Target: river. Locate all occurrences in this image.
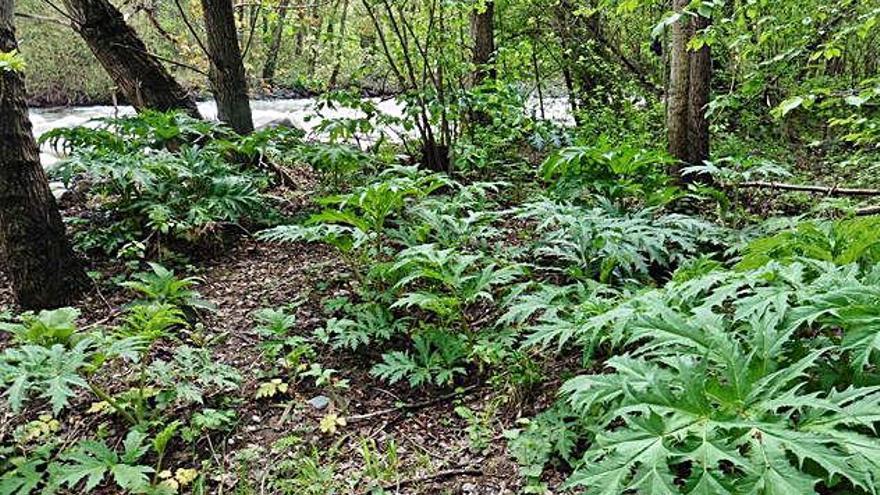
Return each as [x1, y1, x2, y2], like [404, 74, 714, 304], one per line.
[30, 96, 573, 174]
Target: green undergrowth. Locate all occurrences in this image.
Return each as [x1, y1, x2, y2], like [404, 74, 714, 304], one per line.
[8, 100, 880, 494]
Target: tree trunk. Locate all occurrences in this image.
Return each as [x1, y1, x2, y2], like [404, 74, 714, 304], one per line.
[328, 0, 351, 89]
[201, 0, 254, 134]
[61, 0, 200, 117]
[470, 0, 495, 85]
[687, 14, 711, 167]
[0, 0, 89, 309]
[667, 4, 712, 181]
[560, 51, 580, 124]
[261, 0, 291, 85]
[666, 0, 691, 171]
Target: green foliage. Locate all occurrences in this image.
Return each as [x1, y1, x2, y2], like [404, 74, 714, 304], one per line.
[453, 82, 546, 173]
[371, 328, 469, 388]
[45, 113, 277, 257]
[0, 50, 26, 73]
[147, 345, 241, 408]
[511, 260, 880, 493]
[390, 243, 523, 323]
[0, 340, 93, 415]
[393, 182, 504, 249]
[122, 263, 215, 313]
[540, 141, 679, 206]
[40, 111, 230, 154]
[259, 168, 449, 275]
[297, 142, 372, 189]
[506, 404, 583, 492]
[56, 430, 154, 493]
[0, 308, 80, 347]
[182, 408, 237, 442]
[317, 302, 404, 351]
[503, 280, 625, 352]
[517, 199, 718, 283]
[737, 217, 880, 270]
[0, 443, 55, 495]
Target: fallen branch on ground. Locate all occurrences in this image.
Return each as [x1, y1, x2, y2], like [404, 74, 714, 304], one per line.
[857, 205, 880, 216]
[345, 385, 478, 422]
[378, 467, 483, 492]
[258, 156, 297, 188]
[738, 181, 880, 196]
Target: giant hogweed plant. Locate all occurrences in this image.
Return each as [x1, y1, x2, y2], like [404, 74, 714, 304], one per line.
[515, 199, 720, 283]
[737, 216, 880, 270]
[51, 145, 272, 257]
[389, 243, 524, 328]
[391, 181, 506, 250]
[369, 237, 524, 387]
[0, 265, 236, 424]
[539, 140, 681, 206]
[40, 111, 232, 155]
[258, 167, 449, 282]
[0, 267, 236, 493]
[519, 260, 880, 493]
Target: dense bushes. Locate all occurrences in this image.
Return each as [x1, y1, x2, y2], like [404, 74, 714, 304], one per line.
[41, 112, 297, 258]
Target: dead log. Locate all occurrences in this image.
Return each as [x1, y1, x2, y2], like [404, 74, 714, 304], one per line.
[738, 181, 880, 197]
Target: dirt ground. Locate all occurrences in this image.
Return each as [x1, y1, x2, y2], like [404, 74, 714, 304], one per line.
[0, 232, 568, 493]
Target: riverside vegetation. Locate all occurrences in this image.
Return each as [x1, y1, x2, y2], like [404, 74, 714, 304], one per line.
[2, 0, 880, 494]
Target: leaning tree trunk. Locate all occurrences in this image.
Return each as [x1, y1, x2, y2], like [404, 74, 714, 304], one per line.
[201, 0, 254, 134]
[0, 0, 89, 309]
[687, 13, 711, 168]
[261, 0, 291, 85]
[61, 0, 200, 117]
[666, 0, 691, 176]
[470, 0, 496, 85]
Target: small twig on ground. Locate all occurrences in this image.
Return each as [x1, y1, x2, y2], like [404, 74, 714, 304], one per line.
[344, 385, 479, 422]
[81, 308, 123, 330]
[378, 467, 483, 492]
[403, 435, 452, 464]
[91, 281, 115, 312]
[258, 155, 298, 188]
[275, 401, 294, 428]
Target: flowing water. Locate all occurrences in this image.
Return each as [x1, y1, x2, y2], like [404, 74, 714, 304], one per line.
[30, 97, 572, 190]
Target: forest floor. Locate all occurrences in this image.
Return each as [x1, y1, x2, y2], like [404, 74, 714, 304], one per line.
[0, 184, 563, 494]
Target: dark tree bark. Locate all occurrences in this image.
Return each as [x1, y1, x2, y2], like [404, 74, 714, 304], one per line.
[666, 0, 691, 171]
[470, 0, 495, 85]
[0, 0, 89, 309]
[687, 14, 711, 167]
[261, 0, 291, 85]
[61, 0, 200, 117]
[667, 2, 712, 180]
[201, 0, 254, 134]
[328, 0, 351, 89]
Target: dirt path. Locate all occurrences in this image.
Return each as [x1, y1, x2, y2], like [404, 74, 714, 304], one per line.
[190, 239, 524, 494]
[0, 238, 528, 493]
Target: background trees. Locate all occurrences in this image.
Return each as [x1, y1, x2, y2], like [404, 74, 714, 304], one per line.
[59, 0, 201, 116]
[4, 0, 879, 303]
[200, 0, 254, 134]
[0, 0, 87, 309]
[666, 0, 711, 175]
